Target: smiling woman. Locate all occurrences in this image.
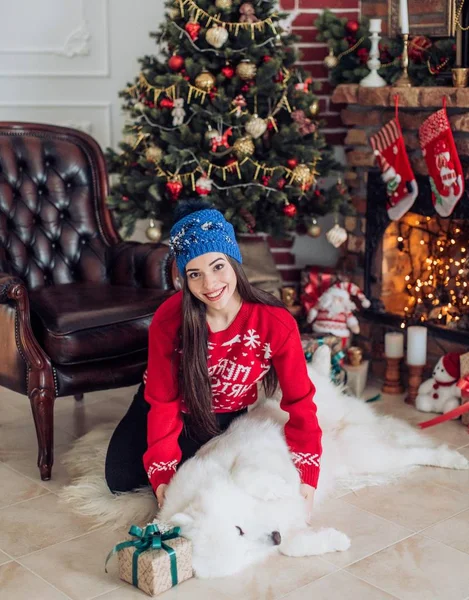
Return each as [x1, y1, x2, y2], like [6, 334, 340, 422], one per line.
[105, 199, 322, 522]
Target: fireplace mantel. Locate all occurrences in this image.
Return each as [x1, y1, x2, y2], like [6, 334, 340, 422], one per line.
[332, 84, 469, 109]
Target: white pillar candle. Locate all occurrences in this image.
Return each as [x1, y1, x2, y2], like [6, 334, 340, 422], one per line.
[385, 332, 404, 358]
[399, 0, 410, 34]
[369, 19, 382, 33]
[406, 326, 427, 366]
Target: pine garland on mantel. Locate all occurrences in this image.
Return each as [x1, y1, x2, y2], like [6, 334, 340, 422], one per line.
[315, 10, 456, 88]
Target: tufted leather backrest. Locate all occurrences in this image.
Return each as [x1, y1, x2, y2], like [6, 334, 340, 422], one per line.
[0, 122, 120, 290]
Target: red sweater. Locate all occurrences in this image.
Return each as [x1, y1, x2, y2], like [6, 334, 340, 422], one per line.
[143, 291, 322, 492]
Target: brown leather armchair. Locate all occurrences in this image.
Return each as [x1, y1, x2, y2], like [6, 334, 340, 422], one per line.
[0, 122, 175, 481]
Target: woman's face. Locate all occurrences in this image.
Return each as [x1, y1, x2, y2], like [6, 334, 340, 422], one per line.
[185, 253, 238, 310]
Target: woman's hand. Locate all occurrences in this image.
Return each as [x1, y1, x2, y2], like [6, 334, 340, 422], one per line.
[300, 483, 315, 524]
[156, 484, 168, 508]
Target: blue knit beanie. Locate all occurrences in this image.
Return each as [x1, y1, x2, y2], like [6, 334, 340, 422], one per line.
[169, 202, 242, 276]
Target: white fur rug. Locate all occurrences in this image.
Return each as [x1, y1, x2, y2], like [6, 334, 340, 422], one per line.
[59, 414, 414, 530]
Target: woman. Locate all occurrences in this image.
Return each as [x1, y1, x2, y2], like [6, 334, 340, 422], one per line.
[105, 201, 322, 520]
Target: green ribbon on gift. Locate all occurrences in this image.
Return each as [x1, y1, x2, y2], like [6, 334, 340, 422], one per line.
[105, 523, 180, 588]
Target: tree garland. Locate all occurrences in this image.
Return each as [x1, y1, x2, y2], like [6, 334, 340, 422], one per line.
[315, 10, 456, 87]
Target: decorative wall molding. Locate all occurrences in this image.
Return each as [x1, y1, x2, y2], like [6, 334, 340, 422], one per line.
[0, 101, 112, 147]
[0, 0, 109, 76]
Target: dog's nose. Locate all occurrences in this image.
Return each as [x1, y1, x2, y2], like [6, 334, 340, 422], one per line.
[271, 531, 281, 546]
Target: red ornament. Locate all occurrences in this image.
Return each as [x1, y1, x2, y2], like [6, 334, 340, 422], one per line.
[221, 65, 235, 78]
[408, 36, 432, 63]
[274, 71, 284, 83]
[357, 48, 369, 64]
[185, 21, 201, 41]
[345, 20, 359, 34]
[283, 203, 297, 217]
[168, 54, 184, 71]
[209, 87, 218, 100]
[263, 55, 272, 62]
[166, 180, 183, 201]
[286, 158, 298, 169]
[241, 84, 249, 92]
[277, 178, 286, 190]
[122, 195, 129, 202]
[261, 175, 271, 186]
[267, 119, 275, 130]
[159, 97, 174, 109]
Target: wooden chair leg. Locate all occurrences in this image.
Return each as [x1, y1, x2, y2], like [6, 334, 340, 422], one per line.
[74, 393, 84, 401]
[29, 387, 55, 481]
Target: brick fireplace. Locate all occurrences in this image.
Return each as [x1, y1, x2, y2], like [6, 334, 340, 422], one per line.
[332, 84, 469, 377]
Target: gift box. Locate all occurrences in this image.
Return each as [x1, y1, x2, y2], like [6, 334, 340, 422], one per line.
[106, 522, 193, 596]
[459, 352, 469, 426]
[301, 333, 347, 385]
[300, 266, 336, 314]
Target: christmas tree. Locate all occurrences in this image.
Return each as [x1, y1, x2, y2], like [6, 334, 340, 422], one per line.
[106, 0, 352, 240]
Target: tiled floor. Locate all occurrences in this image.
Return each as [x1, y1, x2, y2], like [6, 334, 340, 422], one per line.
[2, 383, 469, 600]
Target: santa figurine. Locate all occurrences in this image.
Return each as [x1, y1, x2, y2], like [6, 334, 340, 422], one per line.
[307, 281, 371, 339]
[415, 352, 462, 416]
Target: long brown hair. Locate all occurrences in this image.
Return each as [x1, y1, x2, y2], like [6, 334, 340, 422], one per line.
[179, 256, 285, 442]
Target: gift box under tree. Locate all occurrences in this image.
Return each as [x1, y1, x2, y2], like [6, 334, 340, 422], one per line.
[106, 522, 193, 596]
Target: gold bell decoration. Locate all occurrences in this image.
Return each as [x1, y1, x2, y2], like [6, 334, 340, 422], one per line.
[236, 60, 257, 81]
[291, 163, 314, 190]
[145, 219, 163, 242]
[232, 135, 255, 158]
[309, 100, 320, 117]
[324, 47, 339, 69]
[195, 70, 216, 92]
[245, 114, 267, 139]
[206, 24, 229, 49]
[215, 0, 232, 8]
[307, 218, 321, 238]
[145, 145, 163, 164]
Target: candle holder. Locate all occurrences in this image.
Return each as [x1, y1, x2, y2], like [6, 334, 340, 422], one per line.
[382, 357, 404, 394]
[359, 21, 387, 88]
[393, 33, 412, 88]
[406, 363, 424, 405]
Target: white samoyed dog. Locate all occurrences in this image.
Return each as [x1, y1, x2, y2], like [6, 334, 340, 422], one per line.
[159, 346, 469, 578]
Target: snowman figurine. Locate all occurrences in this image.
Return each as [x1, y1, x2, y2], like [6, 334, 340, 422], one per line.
[415, 352, 462, 416]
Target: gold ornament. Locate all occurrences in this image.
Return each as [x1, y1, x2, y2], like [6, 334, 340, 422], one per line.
[245, 114, 267, 139]
[307, 219, 321, 238]
[309, 100, 320, 117]
[215, 0, 232, 8]
[323, 47, 339, 69]
[236, 60, 257, 80]
[205, 24, 229, 49]
[145, 219, 162, 242]
[232, 135, 255, 158]
[195, 70, 216, 91]
[291, 164, 313, 189]
[326, 223, 348, 248]
[145, 145, 163, 163]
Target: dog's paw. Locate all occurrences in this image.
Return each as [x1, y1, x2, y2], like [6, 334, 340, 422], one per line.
[324, 528, 351, 552]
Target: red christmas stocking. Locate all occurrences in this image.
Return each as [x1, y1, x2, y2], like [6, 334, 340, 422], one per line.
[370, 96, 418, 220]
[419, 98, 464, 217]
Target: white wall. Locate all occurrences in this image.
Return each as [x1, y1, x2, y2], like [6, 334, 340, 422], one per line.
[0, 0, 165, 149]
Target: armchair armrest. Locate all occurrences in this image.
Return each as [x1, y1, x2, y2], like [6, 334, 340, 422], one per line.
[108, 242, 175, 290]
[0, 273, 54, 394]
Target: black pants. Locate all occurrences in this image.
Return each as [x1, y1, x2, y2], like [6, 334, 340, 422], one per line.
[105, 383, 246, 493]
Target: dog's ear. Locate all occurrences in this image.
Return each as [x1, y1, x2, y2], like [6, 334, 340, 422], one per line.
[169, 512, 194, 528]
[311, 345, 331, 376]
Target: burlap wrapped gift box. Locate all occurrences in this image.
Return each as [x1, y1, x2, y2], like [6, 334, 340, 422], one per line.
[107, 523, 192, 596]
